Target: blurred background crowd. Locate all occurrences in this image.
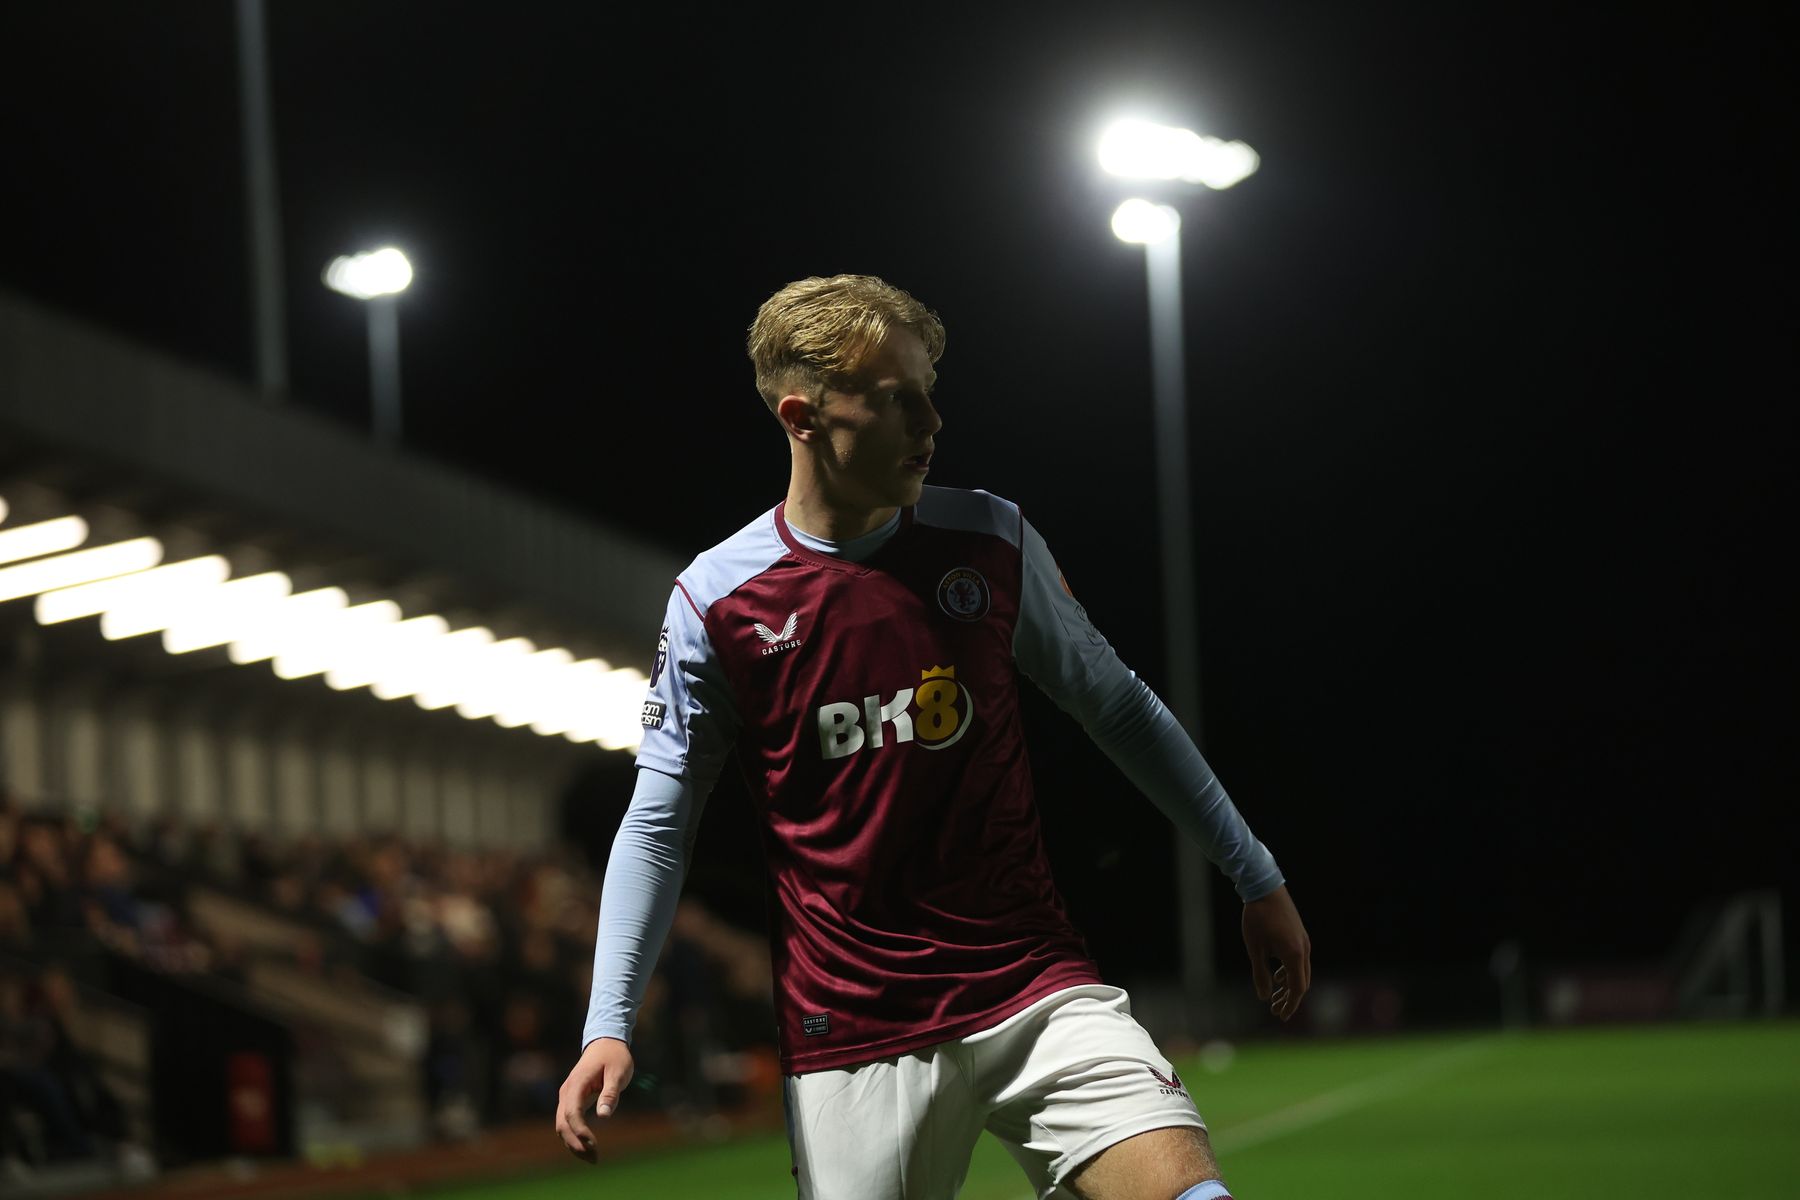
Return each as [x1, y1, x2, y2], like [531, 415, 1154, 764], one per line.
[1, 786, 777, 1177]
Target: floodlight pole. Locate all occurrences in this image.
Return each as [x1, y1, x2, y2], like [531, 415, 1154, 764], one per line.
[1138, 223, 1216, 1033]
[234, 0, 288, 398]
[367, 296, 402, 447]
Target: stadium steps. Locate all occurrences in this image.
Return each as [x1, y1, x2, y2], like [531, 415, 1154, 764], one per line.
[65, 1001, 155, 1149]
[186, 888, 317, 960]
[241, 959, 429, 1149]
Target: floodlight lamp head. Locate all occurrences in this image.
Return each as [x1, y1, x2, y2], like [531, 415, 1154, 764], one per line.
[323, 247, 414, 299]
[1098, 119, 1260, 189]
[1111, 199, 1181, 245]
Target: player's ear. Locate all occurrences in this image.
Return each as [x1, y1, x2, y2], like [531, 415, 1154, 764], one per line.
[777, 393, 819, 441]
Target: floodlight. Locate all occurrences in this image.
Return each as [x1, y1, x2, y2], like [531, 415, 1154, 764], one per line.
[2, 491, 648, 752]
[1098, 119, 1259, 189]
[580, 666, 652, 751]
[0, 538, 163, 603]
[1097, 107, 1263, 1018]
[410, 626, 497, 708]
[453, 637, 537, 720]
[544, 658, 616, 741]
[272, 599, 402, 680]
[326, 613, 450, 693]
[37, 555, 229, 624]
[229, 587, 349, 665]
[529, 657, 610, 738]
[493, 648, 577, 728]
[0, 516, 89, 566]
[1187, 138, 1259, 189]
[159, 572, 294, 651]
[1111, 199, 1181, 245]
[322, 247, 413, 299]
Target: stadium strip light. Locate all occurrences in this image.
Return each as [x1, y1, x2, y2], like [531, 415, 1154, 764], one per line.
[558, 660, 622, 743]
[325, 613, 449, 693]
[0, 538, 163, 604]
[493, 647, 576, 729]
[451, 637, 537, 720]
[5, 505, 648, 749]
[0, 516, 90, 566]
[536, 660, 623, 739]
[529, 657, 615, 738]
[560, 665, 650, 749]
[158, 572, 294, 651]
[229, 587, 350, 665]
[37, 556, 230, 625]
[105, 568, 256, 641]
[273, 599, 402, 681]
[363, 620, 473, 702]
[0, 495, 9, 523]
[595, 668, 651, 750]
[407, 626, 497, 707]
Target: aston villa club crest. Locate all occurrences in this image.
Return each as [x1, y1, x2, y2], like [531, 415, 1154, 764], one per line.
[936, 567, 990, 622]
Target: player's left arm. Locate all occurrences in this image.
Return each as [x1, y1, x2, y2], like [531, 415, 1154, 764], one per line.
[1012, 515, 1311, 1020]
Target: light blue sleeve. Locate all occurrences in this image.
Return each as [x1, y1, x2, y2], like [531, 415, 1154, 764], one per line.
[582, 766, 706, 1048]
[1012, 517, 1285, 902]
[635, 584, 739, 783]
[582, 585, 737, 1049]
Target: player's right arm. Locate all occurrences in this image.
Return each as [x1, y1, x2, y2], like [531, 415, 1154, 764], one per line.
[556, 583, 738, 1162]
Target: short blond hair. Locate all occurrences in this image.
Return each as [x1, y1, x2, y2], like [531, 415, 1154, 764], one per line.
[747, 274, 946, 411]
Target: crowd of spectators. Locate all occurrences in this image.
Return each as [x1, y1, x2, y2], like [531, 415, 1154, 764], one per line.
[1, 960, 128, 1173]
[2, 792, 141, 1175]
[0, 786, 777, 1161]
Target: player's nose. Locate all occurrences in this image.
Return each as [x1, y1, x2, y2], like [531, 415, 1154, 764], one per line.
[912, 394, 943, 437]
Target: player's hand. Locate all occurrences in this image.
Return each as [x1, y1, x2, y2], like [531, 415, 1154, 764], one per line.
[555, 1036, 635, 1164]
[1242, 884, 1311, 1022]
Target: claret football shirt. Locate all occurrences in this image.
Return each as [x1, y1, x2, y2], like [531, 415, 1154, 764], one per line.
[586, 486, 1283, 1074]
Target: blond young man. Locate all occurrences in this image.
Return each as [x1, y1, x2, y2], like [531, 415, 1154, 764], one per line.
[557, 275, 1311, 1199]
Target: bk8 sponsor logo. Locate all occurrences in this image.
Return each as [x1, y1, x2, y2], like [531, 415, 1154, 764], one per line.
[816, 665, 974, 759]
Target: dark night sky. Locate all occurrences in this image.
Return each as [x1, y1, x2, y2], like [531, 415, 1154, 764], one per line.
[1, 3, 1792, 992]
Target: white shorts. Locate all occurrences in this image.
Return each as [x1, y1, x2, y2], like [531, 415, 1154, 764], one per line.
[783, 985, 1206, 1200]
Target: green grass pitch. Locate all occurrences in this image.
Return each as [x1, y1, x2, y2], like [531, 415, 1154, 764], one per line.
[405, 1021, 1800, 1198]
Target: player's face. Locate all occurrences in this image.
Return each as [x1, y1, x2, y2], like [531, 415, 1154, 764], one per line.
[815, 328, 941, 512]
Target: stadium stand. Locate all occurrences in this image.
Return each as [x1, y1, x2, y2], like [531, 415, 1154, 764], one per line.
[0, 786, 779, 1191]
[0, 288, 785, 1192]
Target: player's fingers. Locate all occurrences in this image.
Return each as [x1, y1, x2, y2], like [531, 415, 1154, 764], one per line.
[1248, 948, 1273, 1002]
[555, 1105, 597, 1162]
[595, 1083, 622, 1119]
[1277, 960, 1308, 1021]
[565, 1122, 601, 1158]
[1274, 964, 1303, 1020]
[1279, 939, 1311, 1016]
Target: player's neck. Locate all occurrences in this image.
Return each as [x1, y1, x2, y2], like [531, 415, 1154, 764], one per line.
[784, 478, 897, 543]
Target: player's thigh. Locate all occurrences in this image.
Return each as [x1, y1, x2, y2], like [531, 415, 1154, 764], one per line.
[784, 1047, 982, 1200]
[1062, 1125, 1221, 1200]
[975, 986, 1210, 1198]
